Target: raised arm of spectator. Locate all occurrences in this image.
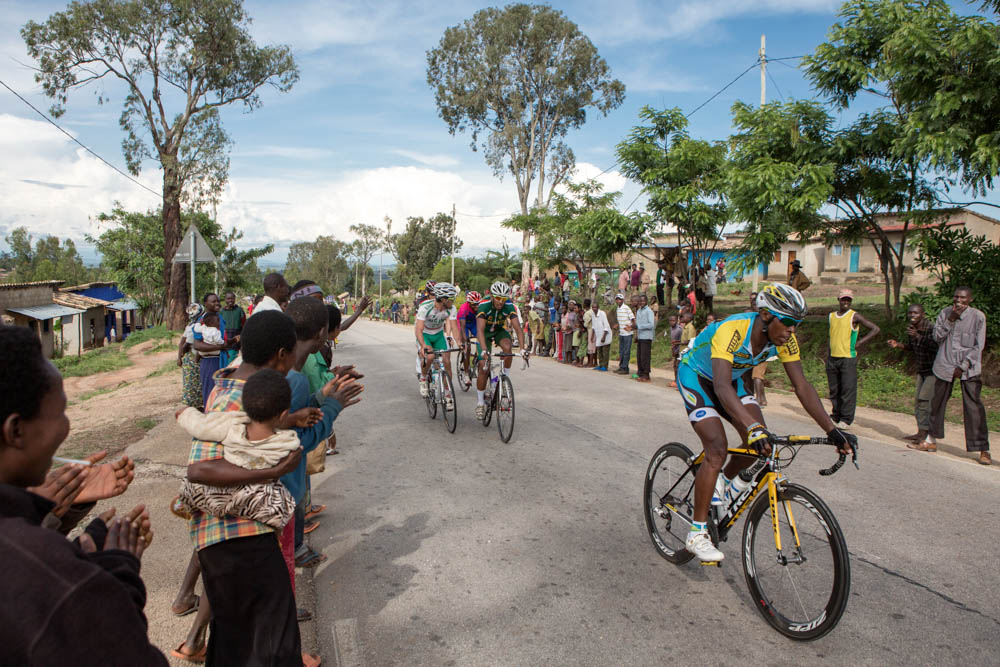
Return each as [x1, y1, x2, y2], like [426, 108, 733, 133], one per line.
[340, 295, 372, 332]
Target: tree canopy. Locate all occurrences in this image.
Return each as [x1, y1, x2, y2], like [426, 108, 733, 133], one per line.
[389, 213, 461, 292]
[23, 0, 298, 328]
[2, 228, 101, 285]
[426, 3, 625, 284]
[284, 236, 352, 297]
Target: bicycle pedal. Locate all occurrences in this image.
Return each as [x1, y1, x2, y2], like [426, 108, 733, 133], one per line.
[700, 561, 722, 568]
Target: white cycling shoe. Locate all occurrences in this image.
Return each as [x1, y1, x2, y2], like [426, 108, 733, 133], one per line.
[475, 404, 486, 419]
[686, 532, 725, 562]
[419, 379, 429, 398]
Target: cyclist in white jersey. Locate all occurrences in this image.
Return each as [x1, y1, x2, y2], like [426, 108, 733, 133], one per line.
[415, 283, 460, 399]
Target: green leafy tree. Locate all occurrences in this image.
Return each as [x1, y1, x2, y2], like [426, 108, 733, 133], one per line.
[504, 180, 652, 298]
[616, 105, 732, 268]
[426, 3, 625, 285]
[89, 206, 270, 322]
[348, 224, 383, 295]
[284, 236, 352, 296]
[2, 227, 97, 284]
[389, 213, 462, 292]
[912, 225, 1000, 344]
[23, 0, 298, 328]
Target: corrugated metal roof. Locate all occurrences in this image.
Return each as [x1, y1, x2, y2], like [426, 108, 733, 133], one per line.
[6, 304, 84, 319]
[106, 299, 139, 311]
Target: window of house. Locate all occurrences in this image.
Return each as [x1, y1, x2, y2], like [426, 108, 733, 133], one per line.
[832, 244, 842, 256]
[893, 241, 903, 255]
[42, 319, 49, 333]
[773, 250, 782, 263]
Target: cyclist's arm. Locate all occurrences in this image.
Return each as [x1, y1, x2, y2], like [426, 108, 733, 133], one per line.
[476, 313, 488, 352]
[510, 314, 525, 348]
[414, 318, 427, 352]
[711, 358, 758, 434]
[783, 360, 838, 433]
[447, 317, 461, 346]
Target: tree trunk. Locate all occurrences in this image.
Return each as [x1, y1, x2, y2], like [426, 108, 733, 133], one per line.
[521, 229, 531, 289]
[161, 153, 188, 329]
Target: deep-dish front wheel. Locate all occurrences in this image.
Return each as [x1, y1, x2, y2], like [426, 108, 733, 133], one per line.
[496, 375, 515, 442]
[742, 483, 850, 641]
[457, 350, 471, 392]
[643, 443, 697, 565]
[441, 372, 457, 433]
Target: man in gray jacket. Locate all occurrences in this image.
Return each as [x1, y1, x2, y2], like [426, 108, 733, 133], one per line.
[915, 286, 991, 465]
[635, 294, 655, 382]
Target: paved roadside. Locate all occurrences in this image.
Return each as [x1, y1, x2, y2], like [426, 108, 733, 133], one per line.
[363, 318, 998, 469]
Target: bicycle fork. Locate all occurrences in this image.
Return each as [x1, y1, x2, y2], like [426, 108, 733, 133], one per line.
[766, 473, 806, 566]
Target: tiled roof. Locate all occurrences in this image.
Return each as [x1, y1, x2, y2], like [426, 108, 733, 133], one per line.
[53, 293, 109, 309]
[0, 280, 64, 291]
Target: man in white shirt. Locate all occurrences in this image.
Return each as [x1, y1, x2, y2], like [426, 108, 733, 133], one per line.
[589, 301, 611, 371]
[250, 273, 290, 316]
[703, 264, 718, 313]
[612, 293, 635, 375]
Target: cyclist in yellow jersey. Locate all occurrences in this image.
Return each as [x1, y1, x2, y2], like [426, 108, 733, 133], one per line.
[676, 284, 856, 562]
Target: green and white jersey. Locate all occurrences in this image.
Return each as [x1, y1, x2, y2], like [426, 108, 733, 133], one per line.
[416, 299, 457, 333]
[476, 299, 517, 333]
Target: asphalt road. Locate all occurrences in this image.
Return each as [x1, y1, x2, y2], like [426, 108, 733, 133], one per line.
[308, 320, 999, 667]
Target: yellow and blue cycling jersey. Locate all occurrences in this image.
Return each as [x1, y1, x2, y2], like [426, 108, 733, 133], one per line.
[677, 312, 800, 423]
[681, 311, 800, 381]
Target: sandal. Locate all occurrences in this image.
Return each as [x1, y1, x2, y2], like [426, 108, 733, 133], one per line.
[171, 641, 206, 663]
[171, 594, 200, 617]
[302, 653, 322, 667]
[305, 504, 326, 520]
[907, 441, 937, 452]
[303, 518, 320, 535]
[295, 548, 327, 568]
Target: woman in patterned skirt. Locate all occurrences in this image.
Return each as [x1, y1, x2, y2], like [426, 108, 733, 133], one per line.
[177, 303, 203, 409]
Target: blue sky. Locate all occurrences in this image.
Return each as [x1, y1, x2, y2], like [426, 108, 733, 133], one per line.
[0, 0, 991, 268]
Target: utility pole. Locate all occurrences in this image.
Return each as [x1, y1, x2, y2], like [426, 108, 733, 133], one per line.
[753, 33, 766, 293]
[451, 203, 456, 285]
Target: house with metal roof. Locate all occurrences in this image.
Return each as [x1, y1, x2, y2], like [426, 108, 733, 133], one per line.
[60, 282, 141, 341]
[0, 281, 85, 358]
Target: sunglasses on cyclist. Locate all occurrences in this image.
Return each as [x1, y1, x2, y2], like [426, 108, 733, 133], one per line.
[773, 315, 802, 327]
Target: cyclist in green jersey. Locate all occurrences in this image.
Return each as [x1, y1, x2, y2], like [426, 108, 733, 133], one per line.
[474, 281, 528, 419]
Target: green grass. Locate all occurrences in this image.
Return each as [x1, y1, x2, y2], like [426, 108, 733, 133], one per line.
[54, 346, 133, 378]
[122, 324, 177, 349]
[143, 339, 176, 355]
[136, 417, 158, 431]
[147, 359, 179, 378]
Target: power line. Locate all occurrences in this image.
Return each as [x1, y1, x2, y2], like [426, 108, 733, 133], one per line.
[0, 76, 161, 199]
[685, 60, 760, 118]
[766, 68, 785, 102]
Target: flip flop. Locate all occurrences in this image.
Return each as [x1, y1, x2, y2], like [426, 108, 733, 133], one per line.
[302, 653, 322, 667]
[295, 548, 327, 568]
[171, 594, 200, 617]
[305, 504, 326, 520]
[303, 519, 320, 535]
[171, 641, 206, 663]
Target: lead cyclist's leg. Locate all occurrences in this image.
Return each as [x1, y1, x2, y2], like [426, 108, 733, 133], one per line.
[688, 415, 729, 561]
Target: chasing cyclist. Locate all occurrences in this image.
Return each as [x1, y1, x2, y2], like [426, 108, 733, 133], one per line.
[415, 283, 461, 404]
[676, 284, 856, 562]
[474, 281, 529, 419]
[456, 290, 482, 389]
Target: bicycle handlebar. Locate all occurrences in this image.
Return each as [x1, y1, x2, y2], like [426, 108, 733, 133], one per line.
[769, 435, 859, 476]
[486, 351, 530, 369]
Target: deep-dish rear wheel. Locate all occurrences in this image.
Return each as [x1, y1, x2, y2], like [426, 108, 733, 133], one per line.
[441, 372, 457, 433]
[457, 350, 471, 392]
[643, 443, 697, 564]
[496, 375, 515, 442]
[742, 483, 850, 640]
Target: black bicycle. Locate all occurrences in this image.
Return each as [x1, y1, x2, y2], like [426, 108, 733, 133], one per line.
[643, 436, 858, 640]
[480, 352, 528, 443]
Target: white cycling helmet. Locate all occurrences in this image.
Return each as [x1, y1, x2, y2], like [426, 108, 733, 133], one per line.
[756, 283, 808, 321]
[490, 281, 512, 298]
[433, 282, 458, 299]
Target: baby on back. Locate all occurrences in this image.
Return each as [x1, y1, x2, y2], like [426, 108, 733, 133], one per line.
[176, 368, 298, 527]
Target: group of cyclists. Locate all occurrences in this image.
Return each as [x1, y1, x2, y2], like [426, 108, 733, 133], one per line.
[410, 278, 856, 563]
[413, 280, 529, 420]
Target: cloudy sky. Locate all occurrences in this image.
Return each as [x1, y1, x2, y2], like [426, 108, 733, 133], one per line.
[0, 0, 990, 267]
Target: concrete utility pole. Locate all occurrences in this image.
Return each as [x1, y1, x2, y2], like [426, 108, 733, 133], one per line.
[451, 203, 456, 285]
[189, 227, 196, 305]
[754, 33, 765, 293]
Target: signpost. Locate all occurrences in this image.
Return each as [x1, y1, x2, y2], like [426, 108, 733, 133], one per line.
[171, 226, 217, 306]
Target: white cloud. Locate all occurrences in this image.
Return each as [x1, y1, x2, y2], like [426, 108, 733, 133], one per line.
[235, 145, 335, 160]
[391, 149, 460, 168]
[0, 114, 160, 249]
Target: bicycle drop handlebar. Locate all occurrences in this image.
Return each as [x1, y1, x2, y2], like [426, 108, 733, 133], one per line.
[769, 435, 860, 476]
[487, 351, 530, 369]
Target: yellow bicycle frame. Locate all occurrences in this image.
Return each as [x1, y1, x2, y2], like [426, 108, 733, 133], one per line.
[691, 447, 803, 553]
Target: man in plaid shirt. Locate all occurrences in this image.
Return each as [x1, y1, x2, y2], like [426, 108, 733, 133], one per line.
[888, 303, 938, 444]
